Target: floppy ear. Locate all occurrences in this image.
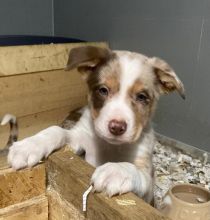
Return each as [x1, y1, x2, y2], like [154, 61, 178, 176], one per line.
[149, 57, 185, 99]
[65, 46, 111, 79]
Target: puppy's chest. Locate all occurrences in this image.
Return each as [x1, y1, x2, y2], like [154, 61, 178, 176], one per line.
[90, 139, 139, 166]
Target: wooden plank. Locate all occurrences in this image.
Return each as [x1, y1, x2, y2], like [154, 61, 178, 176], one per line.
[47, 150, 170, 220]
[48, 188, 84, 220]
[0, 105, 87, 149]
[0, 69, 87, 118]
[0, 164, 45, 208]
[0, 42, 108, 76]
[0, 195, 48, 220]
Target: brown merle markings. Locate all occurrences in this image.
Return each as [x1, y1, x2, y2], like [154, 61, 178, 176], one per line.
[65, 46, 112, 76]
[6, 121, 18, 148]
[89, 75, 121, 119]
[65, 46, 117, 120]
[88, 55, 121, 119]
[65, 46, 121, 119]
[2, 118, 18, 149]
[150, 57, 185, 99]
[65, 46, 116, 120]
[61, 108, 83, 129]
[134, 153, 153, 174]
[128, 79, 156, 141]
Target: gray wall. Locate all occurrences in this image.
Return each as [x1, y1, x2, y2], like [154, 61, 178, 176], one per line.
[0, 0, 54, 35]
[54, 0, 210, 152]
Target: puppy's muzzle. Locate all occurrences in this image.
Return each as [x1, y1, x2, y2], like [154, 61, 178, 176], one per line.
[108, 120, 127, 136]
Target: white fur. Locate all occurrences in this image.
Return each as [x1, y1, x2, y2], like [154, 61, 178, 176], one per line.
[163, 195, 172, 206]
[119, 54, 143, 93]
[1, 114, 16, 125]
[94, 96, 135, 144]
[91, 162, 141, 197]
[8, 126, 67, 169]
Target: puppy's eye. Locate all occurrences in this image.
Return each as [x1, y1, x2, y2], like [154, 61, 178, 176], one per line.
[136, 93, 149, 104]
[98, 86, 109, 97]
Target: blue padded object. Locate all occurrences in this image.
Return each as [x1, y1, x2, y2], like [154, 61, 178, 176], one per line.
[0, 35, 85, 46]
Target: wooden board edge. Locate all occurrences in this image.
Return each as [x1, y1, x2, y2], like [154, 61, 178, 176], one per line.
[47, 188, 84, 220]
[0, 42, 109, 76]
[0, 194, 48, 220]
[0, 164, 46, 208]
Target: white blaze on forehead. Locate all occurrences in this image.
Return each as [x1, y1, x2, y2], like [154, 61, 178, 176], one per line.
[118, 54, 143, 95]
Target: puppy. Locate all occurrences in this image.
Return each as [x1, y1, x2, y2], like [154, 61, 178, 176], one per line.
[7, 46, 185, 203]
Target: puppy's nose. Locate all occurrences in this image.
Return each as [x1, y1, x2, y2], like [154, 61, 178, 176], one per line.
[108, 119, 127, 136]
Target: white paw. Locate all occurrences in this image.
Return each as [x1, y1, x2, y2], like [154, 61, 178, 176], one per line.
[91, 162, 141, 197]
[7, 126, 67, 170]
[8, 138, 46, 170]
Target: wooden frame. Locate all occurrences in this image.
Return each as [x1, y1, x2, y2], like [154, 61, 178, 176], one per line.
[47, 149, 170, 220]
[0, 149, 170, 220]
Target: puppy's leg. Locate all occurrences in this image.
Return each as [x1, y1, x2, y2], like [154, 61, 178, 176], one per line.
[134, 156, 154, 203]
[8, 126, 78, 170]
[8, 107, 93, 170]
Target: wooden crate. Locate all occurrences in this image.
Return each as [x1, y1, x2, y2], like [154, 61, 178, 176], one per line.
[0, 42, 170, 219]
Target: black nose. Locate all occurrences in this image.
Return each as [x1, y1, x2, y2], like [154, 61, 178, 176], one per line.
[108, 119, 127, 136]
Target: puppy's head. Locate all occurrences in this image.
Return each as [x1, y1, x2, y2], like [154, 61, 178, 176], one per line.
[66, 46, 185, 144]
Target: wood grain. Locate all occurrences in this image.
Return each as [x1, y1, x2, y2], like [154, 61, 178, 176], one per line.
[48, 188, 85, 220]
[0, 195, 48, 220]
[47, 150, 170, 220]
[0, 69, 87, 118]
[0, 42, 108, 76]
[0, 164, 45, 208]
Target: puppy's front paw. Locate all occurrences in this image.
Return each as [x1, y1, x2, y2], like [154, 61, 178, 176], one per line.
[91, 162, 140, 197]
[8, 138, 46, 170]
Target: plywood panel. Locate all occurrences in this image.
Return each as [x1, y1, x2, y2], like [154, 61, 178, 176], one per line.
[0, 164, 45, 208]
[0, 69, 87, 118]
[0, 42, 108, 76]
[0, 195, 48, 220]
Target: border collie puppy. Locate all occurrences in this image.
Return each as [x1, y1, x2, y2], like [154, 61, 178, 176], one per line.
[7, 46, 185, 203]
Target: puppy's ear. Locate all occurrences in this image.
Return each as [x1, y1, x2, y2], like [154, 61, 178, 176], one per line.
[149, 57, 185, 99]
[65, 46, 111, 79]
